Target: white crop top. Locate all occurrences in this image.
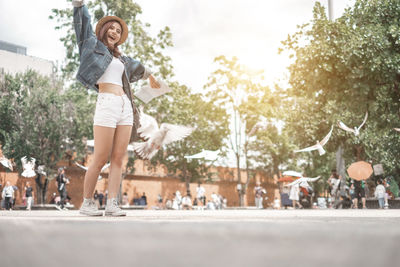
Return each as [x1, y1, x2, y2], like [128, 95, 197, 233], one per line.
[97, 57, 124, 87]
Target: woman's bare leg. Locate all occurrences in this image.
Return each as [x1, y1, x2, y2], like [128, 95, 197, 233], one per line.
[83, 126, 115, 199]
[107, 125, 132, 199]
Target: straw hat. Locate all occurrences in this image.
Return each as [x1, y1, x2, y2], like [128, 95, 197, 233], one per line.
[95, 16, 128, 45]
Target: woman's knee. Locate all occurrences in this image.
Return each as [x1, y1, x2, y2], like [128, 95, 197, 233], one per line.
[90, 158, 109, 171]
[111, 152, 125, 167]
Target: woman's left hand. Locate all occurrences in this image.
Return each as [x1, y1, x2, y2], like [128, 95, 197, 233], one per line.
[149, 75, 161, 89]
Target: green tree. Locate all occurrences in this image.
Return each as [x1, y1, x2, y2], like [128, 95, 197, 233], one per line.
[0, 70, 92, 204]
[204, 56, 273, 206]
[144, 83, 229, 195]
[280, 0, 400, 185]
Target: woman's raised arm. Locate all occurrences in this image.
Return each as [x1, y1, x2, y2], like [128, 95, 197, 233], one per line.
[72, 0, 95, 53]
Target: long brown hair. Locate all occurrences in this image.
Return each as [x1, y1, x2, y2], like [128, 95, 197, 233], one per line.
[97, 20, 122, 57]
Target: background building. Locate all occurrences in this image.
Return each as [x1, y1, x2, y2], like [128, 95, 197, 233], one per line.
[0, 40, 54, 76]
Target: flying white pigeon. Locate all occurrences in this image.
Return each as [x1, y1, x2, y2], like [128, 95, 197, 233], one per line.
[185, 150, 220, 161]
[0, 156, 13, 171]
[21, 156, 36, 178]
[286, 176, 321, 188]
[37, 165, 47, 176]
[294, 126, 333, 156]
[282, 170, 303, 178]
[394, 128, 400, 132]
[337, 112, 368, 136]
[132, 112, 194, 160]
[75, 162, 110, 180]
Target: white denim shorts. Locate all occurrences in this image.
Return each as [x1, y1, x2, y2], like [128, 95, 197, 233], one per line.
[93, 93, 133, 128]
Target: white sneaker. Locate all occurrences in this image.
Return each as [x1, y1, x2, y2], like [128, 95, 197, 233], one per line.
[79, 198, 103, 216]
[105, 198, 126, 216]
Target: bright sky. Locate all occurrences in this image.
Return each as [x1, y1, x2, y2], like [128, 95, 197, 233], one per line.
[0, 0, 354, 91]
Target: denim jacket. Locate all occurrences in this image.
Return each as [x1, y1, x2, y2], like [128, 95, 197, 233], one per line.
[73, 3, 149, 141]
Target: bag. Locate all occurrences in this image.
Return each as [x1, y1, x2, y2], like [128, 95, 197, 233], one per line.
[130, 103, 142, 142]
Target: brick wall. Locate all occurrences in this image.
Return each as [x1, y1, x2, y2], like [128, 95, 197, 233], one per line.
[1, 164, 276, 208]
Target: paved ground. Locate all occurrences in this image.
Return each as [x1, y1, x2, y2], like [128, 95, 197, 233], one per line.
[1, 210, 399, 267]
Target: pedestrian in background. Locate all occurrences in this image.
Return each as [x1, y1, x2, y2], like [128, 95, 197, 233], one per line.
[98, 190, 104, 208]
[353, 180, 367, 209]
[2, 181, 14, 210]
[24, 182, 34, 211]
[374, 180, 386, 209]
[122, 192, 129, 207]
[140, 192, 147, 206]
[56, 167, 69, 210]
[254, 182, 265, 209]
[93, 189, 99, 206]
[196, 183, 206, 209]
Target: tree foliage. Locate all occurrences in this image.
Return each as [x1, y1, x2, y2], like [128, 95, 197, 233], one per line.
[280, 0, 400, 181]
[0, 70, 94, 203]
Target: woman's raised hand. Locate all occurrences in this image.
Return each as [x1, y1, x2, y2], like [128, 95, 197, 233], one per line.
[72, 0, 84, 7]
[149, 75, 161, 89]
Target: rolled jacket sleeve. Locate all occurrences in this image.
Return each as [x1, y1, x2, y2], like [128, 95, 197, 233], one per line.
[73, 3, 95, 53]
[123, 56, 152, 82]
[142, 67, 152, 80]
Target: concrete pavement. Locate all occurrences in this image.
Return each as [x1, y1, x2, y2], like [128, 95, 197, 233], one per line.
[1, 209, 399, 267]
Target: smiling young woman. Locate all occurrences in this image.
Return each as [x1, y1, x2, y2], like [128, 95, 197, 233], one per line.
[71, 0, 160, 216]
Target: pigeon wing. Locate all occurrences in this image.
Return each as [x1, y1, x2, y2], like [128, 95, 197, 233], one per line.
[185, 150, 206, 159]
[357, 111, 368, 130]
[294, 144, 320, 153]
[338, 121, 355, 134]
[138, 113, 159, 140]
[160, 124, 194, 145]
[286, 179, 302, 187]
[21, 156, 28, 167]
[303, 176, 321, 182]
[75, 162, 88, 171]
[320, 126, 333, 146]
[394, 128, 400, 132]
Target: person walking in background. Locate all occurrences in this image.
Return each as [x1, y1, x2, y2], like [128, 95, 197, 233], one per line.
[196, 183, 206, 209]
[56, 168, 69, 210]
[2, 181, 14, 210]
[374, 180, 386, 209]
[140, 192, 147, 206]
[281, 185, 292, 209]
[254, 182, 265, 209]
[383, 178, 390, 209]
[122, 192, 129, 207]
[353, 180, 367, 209]
[327, 170, 341, 208]
[289, 183, 302, 209]
[172, 193, 179, 210]
[24, 182, 34, 211]
[93, 190, 99, 206]
[175, 190, 182, 209]
[98, 190, 104, 208]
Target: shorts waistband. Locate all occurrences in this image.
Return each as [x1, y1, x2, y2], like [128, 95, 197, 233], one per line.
[98, 92, 128, 98]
